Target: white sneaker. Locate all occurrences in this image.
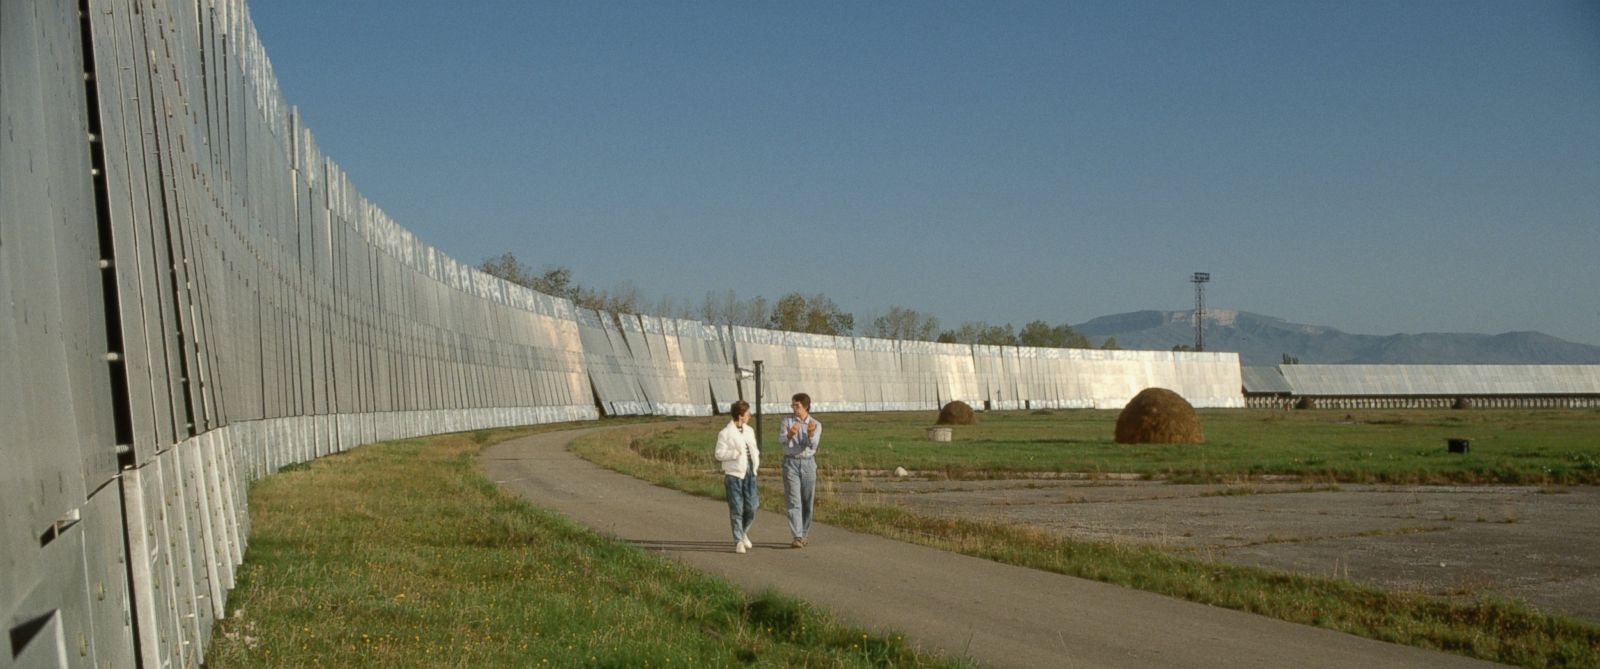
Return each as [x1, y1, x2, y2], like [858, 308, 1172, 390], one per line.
[735, 541, 747, 554]
[741, 536, 753, 549]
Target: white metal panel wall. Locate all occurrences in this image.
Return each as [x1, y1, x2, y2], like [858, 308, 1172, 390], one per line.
[88, 0, 181, 451]
[672, 318, 732, 413]
[2, 1, 134, 665]
[998, 346, 1025, 410]
[80, 486, 136, 669]
[640, 315, 700, 415]
[1280, 364, 1600, 398]
[7, 1, 610, 667]
[852, 337, 893, 410]
[577, 309, 650, 415]
[729, 326, 783, 414]
[895, 341, 939, 411]
[930, 341, 982, 406]
[1182, 352, 1247, 408]
[790, 332, 845, 412]
[732, 328, 859, 414]
[576, 309, 624, 414]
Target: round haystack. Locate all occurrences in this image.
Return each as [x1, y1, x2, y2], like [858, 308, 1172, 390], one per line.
[1114, 388, 1204, 444]
[937, 400, 976, 425]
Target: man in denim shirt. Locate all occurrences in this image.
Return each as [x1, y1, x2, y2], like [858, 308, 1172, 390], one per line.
[779, 392, 822, 547]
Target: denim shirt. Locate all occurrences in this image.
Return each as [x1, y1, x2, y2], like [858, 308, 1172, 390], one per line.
[779, 415, 821, 458]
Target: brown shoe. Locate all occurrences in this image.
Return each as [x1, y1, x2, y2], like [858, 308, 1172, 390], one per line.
[791, 537, 805, 548]
[799, 536, 808, 547]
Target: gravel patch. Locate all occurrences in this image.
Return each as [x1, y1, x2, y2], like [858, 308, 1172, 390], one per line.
[834, 476, 1600, 622]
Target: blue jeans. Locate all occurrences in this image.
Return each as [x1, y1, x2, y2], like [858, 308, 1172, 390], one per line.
[724, 471, 758, 542]
[782, 457, 816, 538]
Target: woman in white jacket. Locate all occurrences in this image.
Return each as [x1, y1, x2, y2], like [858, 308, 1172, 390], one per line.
[714, 400, 760, 553]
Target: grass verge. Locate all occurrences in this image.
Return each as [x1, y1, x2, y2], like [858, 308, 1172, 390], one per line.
[572, 422, 1600, 668]
[205, 421, 967, 668]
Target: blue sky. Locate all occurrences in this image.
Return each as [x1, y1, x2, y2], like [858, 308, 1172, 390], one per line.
[248, 1, 1600, 345]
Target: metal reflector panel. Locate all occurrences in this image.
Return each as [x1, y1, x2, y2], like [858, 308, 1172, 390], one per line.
[122, 462, 178, 668]
[2, 0, 95, 568]
[0, 0, 45, 629]
[640, 315, 699, 415]
[81, 486, 137, 668]
[161, 444, 207, 663]
[670, 318, 725, 414]
[10, 515, 89, 669]
[577, 309, 648, 415]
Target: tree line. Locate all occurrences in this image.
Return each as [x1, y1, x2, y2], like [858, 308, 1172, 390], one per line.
[479, 253, 1117, 349]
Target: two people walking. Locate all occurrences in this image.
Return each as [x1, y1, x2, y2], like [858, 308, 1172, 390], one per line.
[713, 393, 822, 553]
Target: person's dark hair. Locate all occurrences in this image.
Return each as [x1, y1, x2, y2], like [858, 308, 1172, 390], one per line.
[791, 393, 811, 411]
[730, 400, 750, 418]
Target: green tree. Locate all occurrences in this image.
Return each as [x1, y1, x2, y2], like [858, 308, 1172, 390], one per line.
[700, 290, 770, 328]
[977, 324, 1018, 345]
[479, 254, 582, 302]
[577, 282, 642, 315]
[1281, 353, 1300, 365]
[1100, 337, 1121, 350]
[479, 252, 535, 288]
[1017, 320, 1091, 348]
[871, 306, 940, 341]
[937, 321, 1018, 346]
[648, 294, 700, 321]
[768, 292, 854, 335]
[530, 265, 576, 300]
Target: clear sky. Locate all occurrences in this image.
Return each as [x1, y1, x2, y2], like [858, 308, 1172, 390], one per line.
[247, 1, 1600, 345]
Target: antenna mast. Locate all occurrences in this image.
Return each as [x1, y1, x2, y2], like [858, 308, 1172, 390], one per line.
[1191, 272, 1210, 351]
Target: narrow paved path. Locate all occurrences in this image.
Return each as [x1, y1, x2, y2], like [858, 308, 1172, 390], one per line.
[480, 425, 1500, 669]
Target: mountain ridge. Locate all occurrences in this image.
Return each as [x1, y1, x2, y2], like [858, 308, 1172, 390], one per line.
[1072, 309, 1600, 366]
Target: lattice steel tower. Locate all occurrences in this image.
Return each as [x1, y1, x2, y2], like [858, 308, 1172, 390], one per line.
[1191, 272, 1210, 351]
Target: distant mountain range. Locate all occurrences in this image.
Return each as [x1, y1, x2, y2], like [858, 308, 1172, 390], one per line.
[1072, 310, 1600, 366]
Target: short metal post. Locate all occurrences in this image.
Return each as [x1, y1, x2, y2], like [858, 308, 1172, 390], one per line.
[754, 360, 764, 449]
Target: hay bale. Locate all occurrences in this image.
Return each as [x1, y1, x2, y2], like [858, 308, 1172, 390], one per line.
[1115, 388, 1204, 444]
[937, 400, 976, 425]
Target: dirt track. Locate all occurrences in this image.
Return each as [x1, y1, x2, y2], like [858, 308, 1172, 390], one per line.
[832, 476, 1600, 623]
[482, 425, 1499, 668]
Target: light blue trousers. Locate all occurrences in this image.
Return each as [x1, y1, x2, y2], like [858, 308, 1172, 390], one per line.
[782, 456, 816, 538]
[724, 471, 758, 542]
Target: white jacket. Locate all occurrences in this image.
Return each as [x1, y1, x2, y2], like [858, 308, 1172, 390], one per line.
[713, 420, 759, 478]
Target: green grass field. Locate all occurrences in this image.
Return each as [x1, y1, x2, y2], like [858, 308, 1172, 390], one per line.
[572, 408, 1600, 667]
[204, 423, 966, 668]
[633, 408, 1600, 484]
